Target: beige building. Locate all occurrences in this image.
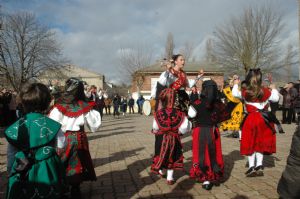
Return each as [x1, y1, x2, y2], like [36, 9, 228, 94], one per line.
[39, 64, 105, 89]
[131, 62, 224, 100]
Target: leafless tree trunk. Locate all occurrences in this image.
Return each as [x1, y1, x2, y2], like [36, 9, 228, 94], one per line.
[179, 41, 195, 62]
[298, 0, 300, 80]
[165, 32, 174, 60]
[205, 38, 218, 63]
[214, 4, 284, 75]
[118, 43, 153, 92]
[285, 45, 293, 82]
[0, 12, 65, 91]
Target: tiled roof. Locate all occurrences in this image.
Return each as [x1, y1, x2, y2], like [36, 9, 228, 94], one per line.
[137, 62, 224, 73]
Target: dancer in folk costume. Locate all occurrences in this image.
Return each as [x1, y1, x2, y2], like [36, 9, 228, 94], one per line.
[188, 79, 229, 190]
[151, 88, 192, 185]
[49, 77, 101, 199]
[5, 83, 66, 199]
[151, 54, 203, 113]
[219, 76, 244, 138]
[232, 69, 279, 177]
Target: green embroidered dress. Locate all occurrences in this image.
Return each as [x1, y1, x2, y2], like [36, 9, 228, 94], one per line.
[5, 113, 65, 199]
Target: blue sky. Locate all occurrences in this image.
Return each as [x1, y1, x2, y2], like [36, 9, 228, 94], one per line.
[2, 0, 298, 83]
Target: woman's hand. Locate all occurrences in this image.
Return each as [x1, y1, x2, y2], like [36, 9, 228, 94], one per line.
[198, 69, 204, 76]
[233, 75, 240, 85]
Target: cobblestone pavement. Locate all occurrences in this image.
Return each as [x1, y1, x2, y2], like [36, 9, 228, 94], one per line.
[0, 113, 297, 199]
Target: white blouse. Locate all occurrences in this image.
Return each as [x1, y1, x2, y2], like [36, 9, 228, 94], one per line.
[152, 116, 192, 135]
[49, 107, 101, 133]
[232, 84, 280, 110]
[150, 71, 199, 98]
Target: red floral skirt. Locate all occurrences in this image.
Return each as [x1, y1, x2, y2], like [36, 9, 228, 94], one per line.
[241, 111, 276, 155]
[190, 127, 224, 182]
[62, 131, 96, 184]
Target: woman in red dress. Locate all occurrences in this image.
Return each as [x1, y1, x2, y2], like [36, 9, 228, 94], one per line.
[232, 69, 279, 177]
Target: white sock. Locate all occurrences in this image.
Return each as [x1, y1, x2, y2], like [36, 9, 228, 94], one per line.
[255, 152, 263, 167]
[203, 181, 210, 185]
[248, 153, 255, 168]
[238, 130, 242, 140]
[159, 169, 164, 175]
[167, 169, 174, 181]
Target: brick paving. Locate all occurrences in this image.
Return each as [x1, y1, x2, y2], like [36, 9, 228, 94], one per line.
[0, 113, 297, 199]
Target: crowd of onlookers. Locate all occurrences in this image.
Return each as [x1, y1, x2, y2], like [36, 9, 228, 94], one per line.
[0, 88, 19, 128]
[1, 80, 300, 128]
[83, 84, 146, 119]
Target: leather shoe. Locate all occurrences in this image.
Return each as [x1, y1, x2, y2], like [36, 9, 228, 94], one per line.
[245, 166, 256, 177]
[254, 165, 264, 176]
[202, 183, 213, 190]
[278, 129, 285, 134]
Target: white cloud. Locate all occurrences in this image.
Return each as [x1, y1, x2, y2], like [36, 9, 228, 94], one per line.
[3, 0, 299, 82]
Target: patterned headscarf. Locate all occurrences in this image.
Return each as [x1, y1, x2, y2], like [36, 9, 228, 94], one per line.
[159, 88, 175, 109]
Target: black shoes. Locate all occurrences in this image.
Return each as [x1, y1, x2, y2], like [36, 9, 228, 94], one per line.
[245, 166, 264, 177]
[245, 166, 256, 177]
[254, 165, 264, 176]
[278, 129, 286, 134]
[202, 183, 213, 190]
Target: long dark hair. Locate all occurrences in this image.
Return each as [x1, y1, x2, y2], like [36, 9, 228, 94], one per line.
[242, 68, 264, 101]
[201, 80, 218, 109]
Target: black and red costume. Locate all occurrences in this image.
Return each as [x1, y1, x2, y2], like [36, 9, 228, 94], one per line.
[188, 80, 228, 183]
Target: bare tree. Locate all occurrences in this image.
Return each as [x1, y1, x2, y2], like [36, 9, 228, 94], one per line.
[179, 41, 195, 62]
[0, 12, 65, 91]
[118, 43, 153, 94]
[214, 4, 284, 75]
[204, 38, 218, 63]
[298, 0, 300, 79]
[165, 32, 174, 60]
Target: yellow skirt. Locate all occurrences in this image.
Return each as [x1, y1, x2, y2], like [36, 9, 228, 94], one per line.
[220, 102, 243, 132]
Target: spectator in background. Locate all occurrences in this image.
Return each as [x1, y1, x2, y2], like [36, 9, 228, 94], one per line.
[289, 82, 298, 123]
[137, 95, 145, 115]
[97, 88, 106, 120]
[87, 85, 98, 103]
[128, 96, 135, 114]
[281, 83, 298, 124]
[120, 96, 128, 116]
[104, 97, 112, 115]
[113, 94, 121, 118]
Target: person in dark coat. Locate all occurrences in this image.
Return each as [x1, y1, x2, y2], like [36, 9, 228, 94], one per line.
[128, 96, 135, 114]
[277, 124, 300, 199]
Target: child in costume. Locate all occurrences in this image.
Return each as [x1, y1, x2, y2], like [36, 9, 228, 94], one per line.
[151, 88, 191, 185]
[5, 83, 66, 199]
[49, 77, 101, 199]
[232, 69, 279, 177]
[188, 80, 226, 190]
